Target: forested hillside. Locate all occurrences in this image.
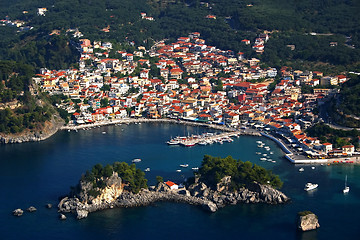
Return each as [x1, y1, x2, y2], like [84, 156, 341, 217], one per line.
[0, 61, 56, 133]
[1, 0, 359, 72]
[327, 74, 360, 127]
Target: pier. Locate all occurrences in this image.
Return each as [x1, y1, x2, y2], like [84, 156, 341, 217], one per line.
[166, 131, 242, 147]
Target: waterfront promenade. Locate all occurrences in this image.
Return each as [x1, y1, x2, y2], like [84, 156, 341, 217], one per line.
[60, 118, 261, 136]
[261, 132, 360, 165]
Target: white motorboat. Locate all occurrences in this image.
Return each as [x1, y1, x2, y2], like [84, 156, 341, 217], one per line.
[176, 169, 182, 172]
[144, 168, 150, 172]
[132, 158, 142, 163]
[180, 164, 189, 168]
[299, 168, 304, 172]
[260, 158, 267, 161]
[191, 167, 199, 171]
[304, 182, 318, 191]
[167, 140, 180, 145]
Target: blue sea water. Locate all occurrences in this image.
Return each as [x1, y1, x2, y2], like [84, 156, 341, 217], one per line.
[0, 123, 359, 240]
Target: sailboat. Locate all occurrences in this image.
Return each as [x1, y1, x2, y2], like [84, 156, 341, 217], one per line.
[343, 175, 350, 194]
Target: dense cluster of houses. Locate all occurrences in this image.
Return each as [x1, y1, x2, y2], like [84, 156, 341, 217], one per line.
[34, 32, 355, 157]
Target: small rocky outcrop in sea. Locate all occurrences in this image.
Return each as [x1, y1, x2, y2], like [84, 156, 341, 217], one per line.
[297, 211, 320, 231]
[27, 206, 37, 212]
[59, 214, 67, 220]
[59, 174, 289, 219]
[13, 209, 24, 216]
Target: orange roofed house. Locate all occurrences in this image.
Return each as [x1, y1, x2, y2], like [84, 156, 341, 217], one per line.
[165, 181, 178, 190]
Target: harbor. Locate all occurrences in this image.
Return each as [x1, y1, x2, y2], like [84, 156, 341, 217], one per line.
[166, 131, 240, 147]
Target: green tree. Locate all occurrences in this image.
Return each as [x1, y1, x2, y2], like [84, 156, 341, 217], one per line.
[156, 176, 164, 184]
[100, 98, 109, 107]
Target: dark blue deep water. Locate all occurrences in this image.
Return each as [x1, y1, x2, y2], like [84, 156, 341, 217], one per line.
[1, 123, 359, 239]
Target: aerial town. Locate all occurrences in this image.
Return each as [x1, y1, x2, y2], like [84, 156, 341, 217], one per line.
[33, 31, 355, 162]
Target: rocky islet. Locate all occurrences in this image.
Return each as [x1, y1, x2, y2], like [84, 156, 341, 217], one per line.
[58, 172, 289, 219]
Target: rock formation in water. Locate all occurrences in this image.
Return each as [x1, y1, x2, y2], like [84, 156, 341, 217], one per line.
[27, 206, 37, 212]
[297, 211, 320, 231]
[13, 209, 24, 216]
[58, 173, 289, 219]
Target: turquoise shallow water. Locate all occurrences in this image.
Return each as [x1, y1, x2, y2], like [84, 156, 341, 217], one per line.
[0, 123, 359, 239]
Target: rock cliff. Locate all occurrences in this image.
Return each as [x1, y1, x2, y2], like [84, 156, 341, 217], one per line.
[0, 114, 63, 144]
[59, 172, 124, 219]
[58, 175, 289, 219]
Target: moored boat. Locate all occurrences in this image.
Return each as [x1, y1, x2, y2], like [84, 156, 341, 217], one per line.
[132, 158, 142, 163]
[304, 182, 318, 191]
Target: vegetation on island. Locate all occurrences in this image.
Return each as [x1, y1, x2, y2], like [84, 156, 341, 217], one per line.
[198, 155, 283, 190]
[81, 162, 148, 195]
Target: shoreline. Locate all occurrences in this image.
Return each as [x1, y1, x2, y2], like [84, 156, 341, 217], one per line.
[60, 118, 262, 136]
[261, 132, 360, 165]
[0, 116, 63, 144]
[2, 117, 358, 165]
